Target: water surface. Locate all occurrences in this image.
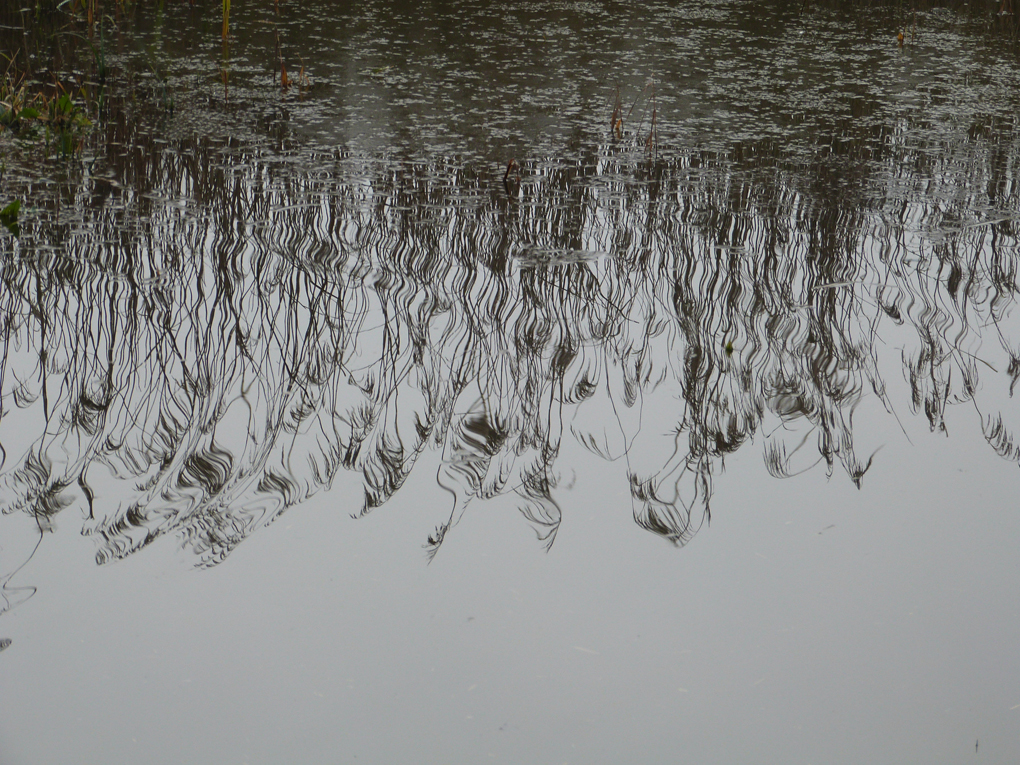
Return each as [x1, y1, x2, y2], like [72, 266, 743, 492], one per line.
[1, 1, 1019, 763]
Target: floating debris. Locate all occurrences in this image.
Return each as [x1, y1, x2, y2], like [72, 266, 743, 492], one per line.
[514, 246, 607, 265]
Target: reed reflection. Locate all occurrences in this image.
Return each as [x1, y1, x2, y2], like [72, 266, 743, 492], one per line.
[1, 127, 1019, 598]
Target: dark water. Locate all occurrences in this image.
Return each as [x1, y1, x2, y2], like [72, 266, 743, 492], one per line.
[1, 1, 1019, 763]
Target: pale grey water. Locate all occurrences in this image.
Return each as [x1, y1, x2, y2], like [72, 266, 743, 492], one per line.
[1, 1, 1020, 763]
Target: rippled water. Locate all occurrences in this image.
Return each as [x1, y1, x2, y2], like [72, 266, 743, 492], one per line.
[1, 1, 1020, 763]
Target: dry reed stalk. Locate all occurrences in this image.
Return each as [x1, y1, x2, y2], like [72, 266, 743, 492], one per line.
[611, 86, 623, 139]
[275, 29, 282, 82]
[645, 79, 657, 157]
[503, 158, 521, 198]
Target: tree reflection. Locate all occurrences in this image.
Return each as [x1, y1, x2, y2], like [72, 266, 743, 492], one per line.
[1, 124, 1019, 590]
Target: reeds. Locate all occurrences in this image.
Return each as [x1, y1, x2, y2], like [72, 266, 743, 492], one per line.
[0, 62, 92, 156]
[609, 80, 658, 158]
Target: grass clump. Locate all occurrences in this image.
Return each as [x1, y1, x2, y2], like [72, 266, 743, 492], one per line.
[1, 64, 93, 156]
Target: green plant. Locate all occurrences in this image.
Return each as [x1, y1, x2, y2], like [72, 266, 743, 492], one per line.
[45, 89, 92, 155]
[2, 58, 92, 155]
[0, 199, 21, 237]
[0, 65, 42, 133]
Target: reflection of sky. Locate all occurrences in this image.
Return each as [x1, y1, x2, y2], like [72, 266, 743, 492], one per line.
[2, 396, 1017, 764]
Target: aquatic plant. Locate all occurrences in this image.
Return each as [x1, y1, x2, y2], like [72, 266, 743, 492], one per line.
[1, 53, 92, 156]
[44, 89, 92, 155]
[0, 200, 20, 237]
[0, 66, 40, 134]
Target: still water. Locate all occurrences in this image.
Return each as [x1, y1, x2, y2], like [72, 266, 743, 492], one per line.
[1, 1, 1019, 762]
